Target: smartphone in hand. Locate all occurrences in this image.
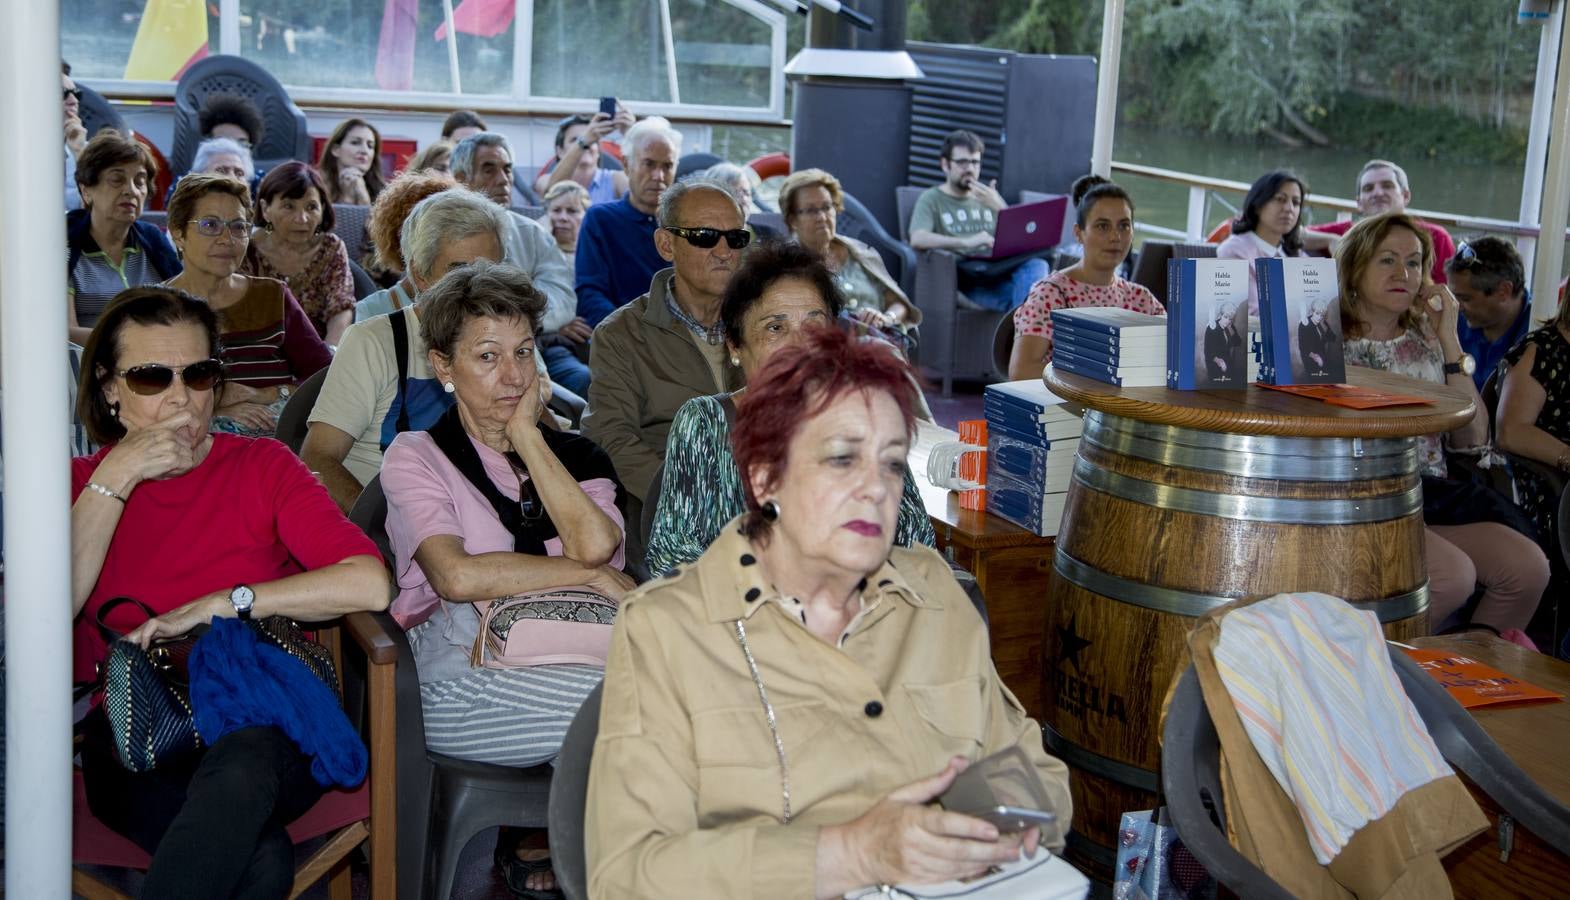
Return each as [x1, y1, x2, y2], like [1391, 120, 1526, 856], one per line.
[939, 746, 1059, 834]
[599, 96, 618, 119]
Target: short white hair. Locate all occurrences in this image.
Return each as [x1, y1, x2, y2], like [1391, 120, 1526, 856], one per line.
[192, 137, 254, 181]
[623, 116, 683, 163]
[400, 189, 510, 281]
[450, 131, 513, 182]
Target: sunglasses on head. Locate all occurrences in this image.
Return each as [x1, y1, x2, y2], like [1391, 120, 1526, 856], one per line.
[116, 359, 223, 396]
[189, 216, 251, 239]
[1453, 241, 1476, 262]
[663, 226, 751, 250]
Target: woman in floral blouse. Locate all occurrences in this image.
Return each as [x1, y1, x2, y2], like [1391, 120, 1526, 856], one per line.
[1339, 212, 1548, 640]
[1008, 177, 1164, 381]
[245, 162, 355, 345]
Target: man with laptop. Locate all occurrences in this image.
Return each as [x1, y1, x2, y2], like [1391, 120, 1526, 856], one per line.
[909, 129, 1055, 311]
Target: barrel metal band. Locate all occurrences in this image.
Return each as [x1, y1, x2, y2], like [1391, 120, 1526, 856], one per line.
[1072, 456, 1422, 524]
[1053, 547, 1430, 623]
[1041, 720, 1160, 793]
[1082, 410, 1419, 482]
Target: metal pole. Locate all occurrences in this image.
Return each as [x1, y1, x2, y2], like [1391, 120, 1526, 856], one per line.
[1532, 3, 1570, 321]
[1, 0, 73, 894]
[1089, 0, 1124, 178]
[1519, 3, 1564, 275]
[219, 0, 241, 56]
[658, 0, 681, 104]
[441, 0, 463, 94]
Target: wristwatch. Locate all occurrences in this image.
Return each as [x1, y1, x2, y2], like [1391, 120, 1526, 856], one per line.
[229, 584, 255, 621]
[574, 136, 591, 150]
[1442, 353, 1476, 378]
[278, 385, 292, 404]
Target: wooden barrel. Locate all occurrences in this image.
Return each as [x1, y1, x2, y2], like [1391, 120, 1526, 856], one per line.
[1042, 409, 1431, 875]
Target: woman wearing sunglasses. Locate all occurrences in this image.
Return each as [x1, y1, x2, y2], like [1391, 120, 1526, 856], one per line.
[71, 286, 390, 900]
[164, 174, 332, 435]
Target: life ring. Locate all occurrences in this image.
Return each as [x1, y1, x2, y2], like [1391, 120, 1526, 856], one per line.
[135, 134, 174, 212]
[747, 152, 790, 180]
[1206, 220, 1233, 244]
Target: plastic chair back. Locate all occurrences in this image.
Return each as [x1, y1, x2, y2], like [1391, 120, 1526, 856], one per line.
[1130, 240, 1174, 304]
[77, 83, 127, 140]
[992, 315, 1015, 378]
[548, 684, 604, 900]
[172, 55, 310, 177]
[839, 191, 916, 292]
[275, 367, 329, 455]
[332, 204, 371, 263]
[895, 186, 925, 244]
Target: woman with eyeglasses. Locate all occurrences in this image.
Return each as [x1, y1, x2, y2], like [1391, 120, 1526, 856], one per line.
[1007, 176, 1164, 382]
[67, 131, 182, 345]
[779, 168, 918, 333]
[645, 240, 935, 576]
[245, 162, 356, 345]
[71, 286, 389, 900]
[164, 175, 332, 436]
[589, 326, 1071, 898]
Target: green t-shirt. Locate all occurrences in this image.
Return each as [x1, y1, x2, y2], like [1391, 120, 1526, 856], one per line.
[909, 186, 997, 256]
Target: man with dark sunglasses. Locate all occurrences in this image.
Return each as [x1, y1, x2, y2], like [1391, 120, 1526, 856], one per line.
[582, 181, 748, 561]
[63, 60, 87, 212]
[1448, 236, 1532, 391]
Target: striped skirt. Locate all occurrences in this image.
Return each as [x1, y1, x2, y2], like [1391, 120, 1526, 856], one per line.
[419, 664, 603, 767]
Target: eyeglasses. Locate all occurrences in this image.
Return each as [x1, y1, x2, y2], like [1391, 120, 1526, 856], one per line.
[64, 87, 82, 102]
[116, 359, 224, 396]
[664, 226, 752, 250]
[793, 204, 835, 219]
[946, 157, 982, 168]
[188, 216, 252, 239]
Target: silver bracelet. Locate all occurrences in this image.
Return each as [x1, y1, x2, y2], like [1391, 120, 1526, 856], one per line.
[85, 481, 127, 503]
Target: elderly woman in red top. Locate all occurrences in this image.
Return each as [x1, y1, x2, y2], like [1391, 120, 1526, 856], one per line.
[71, 286, 389, 900]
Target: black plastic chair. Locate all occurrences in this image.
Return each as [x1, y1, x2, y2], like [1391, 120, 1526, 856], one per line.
[838, 191, 916, 294]
[171, 55, 310, 177]
[547, 684, 603, 900]
[992, 315, 1016, 381]
[345, 476, 557, 900]
[348, 257, 379, 302]
[1162, 651, 1570, 898]
[76, 83, 126, 140]
[275, 367, 329, 455]
[676, 152, 724, 180]
[333, 203, 372, 264]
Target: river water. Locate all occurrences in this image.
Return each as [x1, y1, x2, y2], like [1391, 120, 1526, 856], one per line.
[1113, 124, 1530, 239]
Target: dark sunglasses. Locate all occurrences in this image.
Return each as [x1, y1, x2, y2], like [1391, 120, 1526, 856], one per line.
[64, 87, 82, 101]
[116, 359, 223, 396]
[663, 226, 751, 250]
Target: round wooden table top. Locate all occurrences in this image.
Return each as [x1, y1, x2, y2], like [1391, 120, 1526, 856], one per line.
[1042, 365, 1475, 438]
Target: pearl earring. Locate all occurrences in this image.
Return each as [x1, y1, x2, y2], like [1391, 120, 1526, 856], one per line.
[443, 381, 455, 394]
[730, 356, 740, 367]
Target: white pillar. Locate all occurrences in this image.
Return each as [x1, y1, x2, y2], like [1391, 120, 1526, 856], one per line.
[1519, 3, 1564, 275]
[0, 0, 73, 895]
[1089, 0, 1124, 178]
[441, 0, 463, 94]
[1533, 4, 1570, 321]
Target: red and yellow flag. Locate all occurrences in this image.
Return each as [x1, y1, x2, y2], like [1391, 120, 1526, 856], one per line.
[124, 0, 210, 82]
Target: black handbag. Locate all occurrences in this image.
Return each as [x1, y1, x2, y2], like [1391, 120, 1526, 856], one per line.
[96, 597, 341, 773]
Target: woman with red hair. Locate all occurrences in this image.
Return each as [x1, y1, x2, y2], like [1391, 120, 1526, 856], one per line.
[586, 325, 1072, 899]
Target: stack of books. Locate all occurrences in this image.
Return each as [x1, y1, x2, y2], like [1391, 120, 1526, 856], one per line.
[1167, 258, 1252, 390]
[1049, 308, 1168, 387]
[982, 380, 1083, 536]
[1254, 257, 1346, 385]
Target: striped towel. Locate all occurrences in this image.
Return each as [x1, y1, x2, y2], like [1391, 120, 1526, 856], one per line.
[1212, 592, 1452, 865]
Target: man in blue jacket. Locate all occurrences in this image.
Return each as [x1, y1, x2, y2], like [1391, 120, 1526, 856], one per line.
[573, 117, 681, 330]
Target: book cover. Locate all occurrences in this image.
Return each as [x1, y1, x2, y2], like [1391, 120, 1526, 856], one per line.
[1183, 259, 1251, 389]
[1400, 648, 1563, 708]
[1257, 258, 1345, 385]
[984, 380, 1078, 417]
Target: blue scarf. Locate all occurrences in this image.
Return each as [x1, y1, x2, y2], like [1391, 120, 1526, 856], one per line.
[188, 617, 367, 788]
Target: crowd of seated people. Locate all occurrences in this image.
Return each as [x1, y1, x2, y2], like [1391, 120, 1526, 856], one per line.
[48, 55, 1570, 900]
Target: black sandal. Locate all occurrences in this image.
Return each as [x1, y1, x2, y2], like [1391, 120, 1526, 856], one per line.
[493, 844, 565, 900]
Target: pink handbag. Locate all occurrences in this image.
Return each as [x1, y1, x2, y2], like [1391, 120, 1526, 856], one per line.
[470, 588, 618, 669]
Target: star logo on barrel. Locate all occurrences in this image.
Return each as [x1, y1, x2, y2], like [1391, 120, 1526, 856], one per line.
[1058, 617, 1091, 670]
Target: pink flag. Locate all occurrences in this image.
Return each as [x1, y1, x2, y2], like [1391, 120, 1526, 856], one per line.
[375, 0, 419, 91]
[435, 0, 517, 40]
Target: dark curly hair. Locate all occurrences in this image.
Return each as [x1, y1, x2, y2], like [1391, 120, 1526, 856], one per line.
[719, 240, 845, 350]
[198, 94, 264, 147]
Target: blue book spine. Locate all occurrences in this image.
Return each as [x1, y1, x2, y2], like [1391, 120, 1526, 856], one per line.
[1167, 258, 1183, 388]
[1173, 258, 1198, 389]
[988, 430, 1074, 484]
[982, 416, 1062, 449]
[1053, 333, 1121, 369]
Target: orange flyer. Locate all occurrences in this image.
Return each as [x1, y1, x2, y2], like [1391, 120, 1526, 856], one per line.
[1400, 648, 1563, 709]
[1256, 382, 1433, 409]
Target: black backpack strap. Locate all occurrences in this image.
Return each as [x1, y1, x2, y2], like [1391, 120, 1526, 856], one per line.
[390, 309, 412, 436]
